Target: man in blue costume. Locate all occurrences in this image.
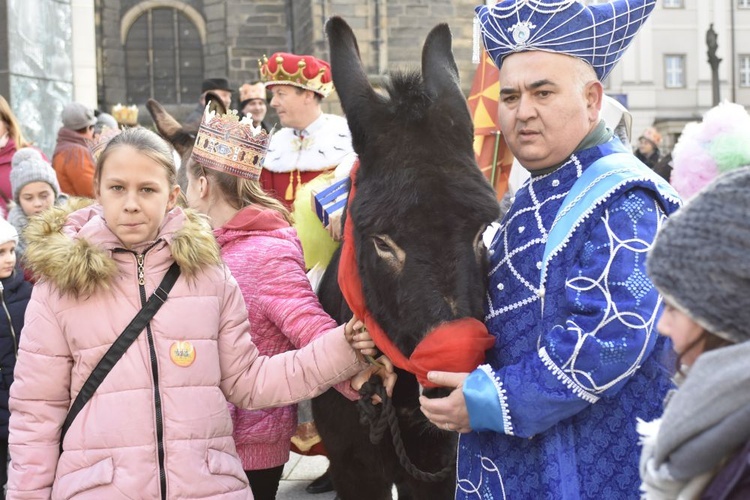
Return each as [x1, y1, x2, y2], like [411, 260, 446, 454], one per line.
[420, 1, 682, 498]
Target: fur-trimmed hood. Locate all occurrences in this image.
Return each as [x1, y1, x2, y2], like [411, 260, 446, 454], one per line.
[23, 199, 221, 296]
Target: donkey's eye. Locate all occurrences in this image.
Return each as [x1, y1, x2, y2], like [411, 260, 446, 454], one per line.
[371, 234, 406, 271]
[373, 236, 393, 254]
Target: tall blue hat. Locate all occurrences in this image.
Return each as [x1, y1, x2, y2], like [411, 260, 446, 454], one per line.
[476, 0, 656, 81]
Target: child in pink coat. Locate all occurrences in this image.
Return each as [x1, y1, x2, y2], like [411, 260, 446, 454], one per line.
[184, 108, 384, 499]
[7, 127, 390, 499]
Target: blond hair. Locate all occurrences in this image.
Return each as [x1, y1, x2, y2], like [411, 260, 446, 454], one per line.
[0, 95, 30, 148]
[187, 158, 292, 224]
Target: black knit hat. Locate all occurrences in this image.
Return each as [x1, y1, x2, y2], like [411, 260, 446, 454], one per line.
[201, 78, 232, 93]
[647, 166, 750, 343]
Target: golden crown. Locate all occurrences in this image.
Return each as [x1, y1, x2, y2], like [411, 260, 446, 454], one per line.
[111, 104, 139, 126]
[259, 53, 334, 98]
[192, 107, 270, 181]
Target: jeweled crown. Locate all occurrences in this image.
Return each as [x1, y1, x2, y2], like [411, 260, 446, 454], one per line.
[90, 127, 122, 162]
[191, 106, 270, 181]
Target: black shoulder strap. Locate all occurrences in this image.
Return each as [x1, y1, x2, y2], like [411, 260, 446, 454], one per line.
[60, 262, 181, 451]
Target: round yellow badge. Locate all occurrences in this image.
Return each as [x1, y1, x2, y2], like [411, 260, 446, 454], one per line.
[170, 341, 196, 367]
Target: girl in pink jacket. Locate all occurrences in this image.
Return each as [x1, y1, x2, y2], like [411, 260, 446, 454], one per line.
[6, 127, 383, 499]
[184, 108, 368, 499]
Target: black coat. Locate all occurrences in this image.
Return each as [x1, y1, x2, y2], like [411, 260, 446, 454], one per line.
[635, 148, 661, 170]
[0, 269, 32, 439]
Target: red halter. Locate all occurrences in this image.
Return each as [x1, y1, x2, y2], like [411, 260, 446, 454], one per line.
[337, 160, 495, 387]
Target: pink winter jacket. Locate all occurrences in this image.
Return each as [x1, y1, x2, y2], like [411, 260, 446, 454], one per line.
[7, 203, 365, 499]
[216, 206, 354, 471]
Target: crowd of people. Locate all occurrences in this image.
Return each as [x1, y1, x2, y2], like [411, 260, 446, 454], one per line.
[0, 0, 748, 499]
[0, 50, 386, 499]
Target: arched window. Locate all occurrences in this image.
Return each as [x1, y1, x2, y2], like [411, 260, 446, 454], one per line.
[122, 2, 205, 104]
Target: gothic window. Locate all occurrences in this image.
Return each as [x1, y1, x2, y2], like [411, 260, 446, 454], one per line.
[123, 5, 205, 105]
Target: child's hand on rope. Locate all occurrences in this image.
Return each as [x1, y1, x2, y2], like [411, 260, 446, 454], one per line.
[350, 355, 397, 404]
[344, 316, 378, 357]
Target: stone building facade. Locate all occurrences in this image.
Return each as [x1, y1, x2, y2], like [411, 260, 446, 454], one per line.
[96, 0, 479, 122]
[601, 0, 750, 152]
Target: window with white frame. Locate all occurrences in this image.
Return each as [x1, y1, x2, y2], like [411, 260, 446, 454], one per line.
[665, 55, 686, 88]
[663, 0, 684, 7]
[740, 55, 750, 87]
[740, 0, 750, 9]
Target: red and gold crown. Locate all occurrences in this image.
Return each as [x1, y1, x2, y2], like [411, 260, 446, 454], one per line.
[259, 53, 333, 98]
[191, 106, 270, 181]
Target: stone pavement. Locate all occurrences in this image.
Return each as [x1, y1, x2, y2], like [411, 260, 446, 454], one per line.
[277, 453, 398, 499]
[277, 453, 336, 500]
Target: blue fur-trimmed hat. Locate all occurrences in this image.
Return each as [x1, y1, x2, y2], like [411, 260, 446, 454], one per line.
[475, 0, 656, 81]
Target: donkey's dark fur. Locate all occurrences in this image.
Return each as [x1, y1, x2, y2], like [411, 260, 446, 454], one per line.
[146, 92, 226, 192]
[312, 18, 500, 500]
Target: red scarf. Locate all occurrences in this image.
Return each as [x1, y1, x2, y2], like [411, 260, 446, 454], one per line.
[338, 160, 495, 387]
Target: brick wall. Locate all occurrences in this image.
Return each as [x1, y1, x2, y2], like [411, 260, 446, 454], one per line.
[203, 0, 228, 78]
[226, 0, 289, 87]
[99, 0, 126, 109]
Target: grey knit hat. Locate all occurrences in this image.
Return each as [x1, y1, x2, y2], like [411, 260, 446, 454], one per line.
[61, 102, 97, 131]
[647, 166, 750, 344]
[94, 112, 118, 134]
[10, 148, 61, 202]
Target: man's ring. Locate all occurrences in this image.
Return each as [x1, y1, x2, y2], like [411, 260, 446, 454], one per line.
[443, 422, 451, 431]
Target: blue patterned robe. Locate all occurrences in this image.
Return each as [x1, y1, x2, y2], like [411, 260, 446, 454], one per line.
[458, 138, 681, 499]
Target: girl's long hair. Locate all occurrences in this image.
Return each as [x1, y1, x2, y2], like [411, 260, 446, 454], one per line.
[187, 157, 292, 224]
[0, 95, 30, 148]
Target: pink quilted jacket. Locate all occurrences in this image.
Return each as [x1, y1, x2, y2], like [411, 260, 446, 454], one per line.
[7, 204, 364, 499]
[215, 206, 350, 471]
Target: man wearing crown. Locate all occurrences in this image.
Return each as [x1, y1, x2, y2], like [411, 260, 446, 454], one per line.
[257, 53, 354, 495]
[419, 1, 682, 498]
[259, 53, 354, 270]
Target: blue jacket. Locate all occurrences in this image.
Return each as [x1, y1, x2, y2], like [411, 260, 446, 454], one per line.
[0, 269, 31, 439]
[458, 138, 681, 499]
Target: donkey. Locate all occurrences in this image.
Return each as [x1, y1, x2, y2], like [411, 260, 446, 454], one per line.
[311, 17, 500, 500]
[146, 93, 226, 193]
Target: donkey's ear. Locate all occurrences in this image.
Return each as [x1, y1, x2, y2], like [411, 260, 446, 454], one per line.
[326, 16, 377, 154]
[147, 98, 182, 138]
[204, 91, 227, 116]
[422, 24, 469, 115]
[422, 24, 472, 129]
[146, 98, 195, 158]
